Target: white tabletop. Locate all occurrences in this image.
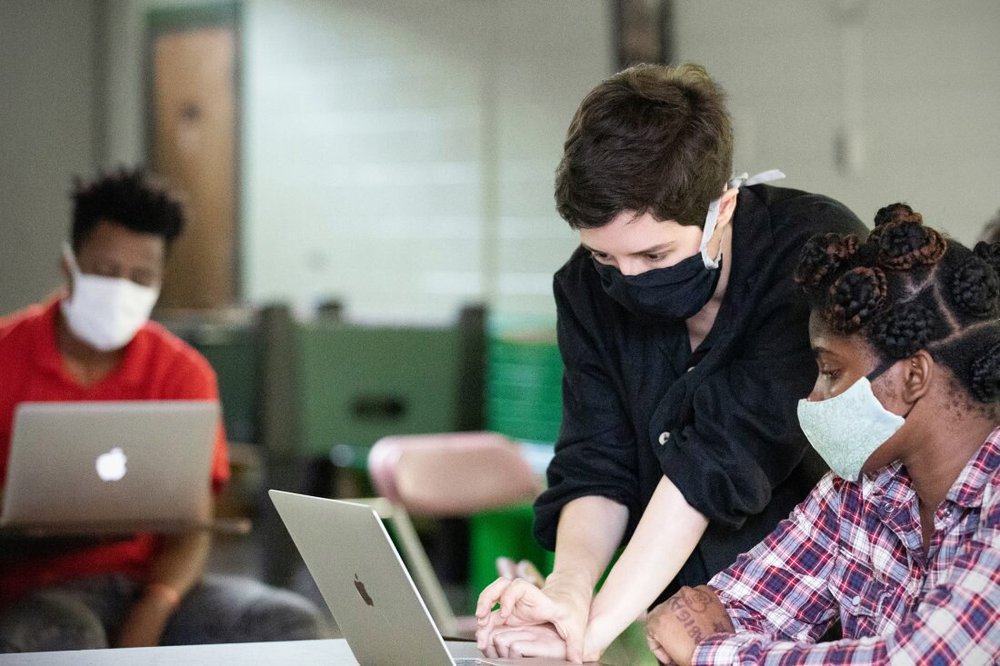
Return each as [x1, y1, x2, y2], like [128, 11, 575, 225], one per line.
[0, 639, 361, 665]
[0, 638, 494, 665]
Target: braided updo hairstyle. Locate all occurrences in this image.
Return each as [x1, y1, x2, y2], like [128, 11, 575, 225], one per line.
[795, 203, 1000, 406]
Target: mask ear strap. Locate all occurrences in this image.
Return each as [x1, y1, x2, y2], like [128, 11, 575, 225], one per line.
[864, 357, 918, 419]
[742, 169, 785, 186]
[865, 358, 897, 382]
[62, 242, 81, 274]
[699, 170, 788, 268]
[699, 199, 724, 268]
[699, 175, 745, 268]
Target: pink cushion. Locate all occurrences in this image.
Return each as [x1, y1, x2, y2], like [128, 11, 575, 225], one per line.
[367, 432, 541, 516]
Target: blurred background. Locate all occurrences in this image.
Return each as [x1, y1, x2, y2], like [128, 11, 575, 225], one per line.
[1, 0, 998, 654]
[4, 0, 999, 321]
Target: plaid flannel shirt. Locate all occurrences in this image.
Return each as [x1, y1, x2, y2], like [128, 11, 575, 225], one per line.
[694, 426, 1000, 665]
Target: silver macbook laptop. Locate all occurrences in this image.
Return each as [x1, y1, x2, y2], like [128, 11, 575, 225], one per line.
[269, 490, 595, 666]
[1, 400, 219, 534]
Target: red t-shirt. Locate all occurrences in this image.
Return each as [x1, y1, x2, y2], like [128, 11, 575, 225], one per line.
[0, 299, 229, 606]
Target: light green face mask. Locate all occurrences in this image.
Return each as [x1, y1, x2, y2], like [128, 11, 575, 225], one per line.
[796, 367, 905, 483]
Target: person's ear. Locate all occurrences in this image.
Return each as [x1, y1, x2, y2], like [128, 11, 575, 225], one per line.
[715, 186, 740, 230]
[900, 350, 935, 404]
[59, 253, 72, 293]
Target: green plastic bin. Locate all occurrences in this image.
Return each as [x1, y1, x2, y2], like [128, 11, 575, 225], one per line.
[469, 325, 563, 604]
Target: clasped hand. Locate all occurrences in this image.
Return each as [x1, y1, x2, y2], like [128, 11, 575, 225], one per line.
[475, 573, 733, 665]
[475, 568, 596, 663]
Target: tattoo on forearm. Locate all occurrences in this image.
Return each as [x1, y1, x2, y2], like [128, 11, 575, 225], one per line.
[667, 587, 726, 643]
[676, 608, 703, 642]
[683, 586, 711, 612]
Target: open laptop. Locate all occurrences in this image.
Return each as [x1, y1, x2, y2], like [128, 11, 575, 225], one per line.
[0, 400, 220, 534]
[269, 490, 597, 665]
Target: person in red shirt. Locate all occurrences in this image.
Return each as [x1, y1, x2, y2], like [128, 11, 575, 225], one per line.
[0, 169, 326, 652]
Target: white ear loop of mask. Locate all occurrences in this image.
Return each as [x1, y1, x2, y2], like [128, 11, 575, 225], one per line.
[699, 169, 786, 268]
[63, 241, 81, 273]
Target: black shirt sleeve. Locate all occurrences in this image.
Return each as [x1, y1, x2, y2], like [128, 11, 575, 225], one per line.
[533, 261, 641, 550]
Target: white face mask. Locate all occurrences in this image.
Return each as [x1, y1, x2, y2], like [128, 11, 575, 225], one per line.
[60, 243, 160, 352]
[796, 368, 905, 483]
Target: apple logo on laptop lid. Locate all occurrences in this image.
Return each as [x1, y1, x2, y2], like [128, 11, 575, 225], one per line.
[354, 573, 374, 607]
[96, 447, 127, 482]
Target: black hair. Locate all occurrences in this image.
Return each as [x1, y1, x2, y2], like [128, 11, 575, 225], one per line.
[71, 168, 185, 251]
[979, 208, 1000, 244]
[795, 203, 1000, 405]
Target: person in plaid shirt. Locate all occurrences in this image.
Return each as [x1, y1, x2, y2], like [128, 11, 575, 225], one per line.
[646, 203, 1000, 665]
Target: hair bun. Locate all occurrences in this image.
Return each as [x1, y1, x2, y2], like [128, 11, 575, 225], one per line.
[952, 255, 1000, 318]
[873, 202, 919, 228]
[795, 233, 860, 290]
[974, 241, 1000, 276]
[970, 341, 1000, 402]
[827, 266, 887, 333]
[877, 220, 946, 270]
[870, 301, 940, 359]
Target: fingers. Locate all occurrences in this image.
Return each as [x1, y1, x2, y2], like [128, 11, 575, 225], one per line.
[555, 617, 585, 664]
[482, 629, 500, 659]
[475, 610, 499, 650]
[565, 632, 588, 664]
[646, 632, 671, 665]
[495, 556, 517, 580]
[488, 625, 568, 660]
[478, 577, 552, 626]
[474, 578, 548, 651]
[475, 579, 572, 655]
[495, 556, 544, 587]
[497, 578, 555, 622]
[475, 576, 589, 660]
[516, 559, 544, 587]
[475, 576, 514, 621]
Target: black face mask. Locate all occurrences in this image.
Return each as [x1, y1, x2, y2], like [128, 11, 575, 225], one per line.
[594, 254, 723, 321]
[588, 170, 786, 322]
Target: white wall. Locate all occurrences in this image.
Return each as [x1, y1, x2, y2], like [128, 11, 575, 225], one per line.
[673, 1, 1000, 244]
[0, 0, 100, 314]
[98, 0, 609, 322]
[241, 0, 609, 321]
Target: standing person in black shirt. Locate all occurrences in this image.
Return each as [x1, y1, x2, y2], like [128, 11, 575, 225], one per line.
[475, 63, 868, 663]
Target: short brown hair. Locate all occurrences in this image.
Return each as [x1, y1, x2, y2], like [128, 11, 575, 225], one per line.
[554, 63, 733, 229]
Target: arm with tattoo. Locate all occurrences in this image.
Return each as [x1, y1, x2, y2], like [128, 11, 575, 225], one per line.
[645, 585, 734, 666]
